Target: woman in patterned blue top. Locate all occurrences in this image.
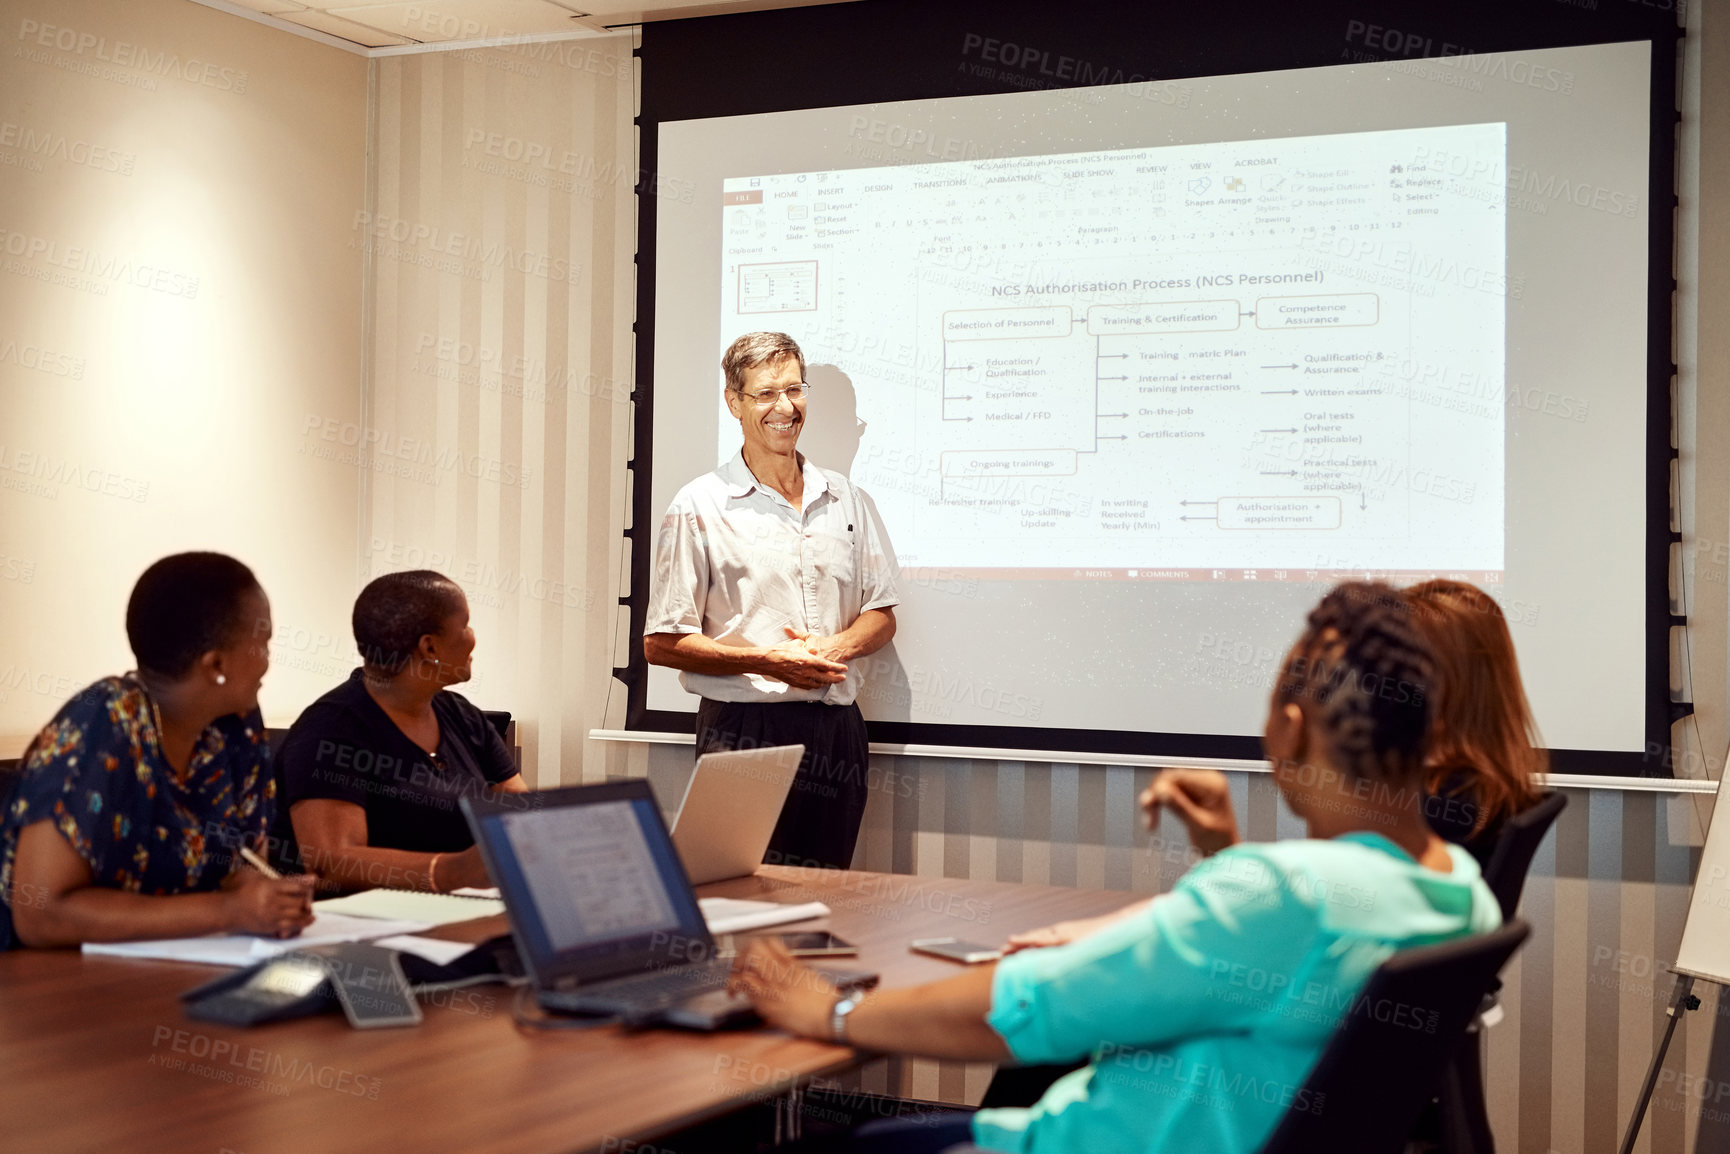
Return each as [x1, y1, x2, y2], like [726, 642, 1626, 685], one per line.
[0, 553, 316, 950]
[729, 582, 1501, 1154]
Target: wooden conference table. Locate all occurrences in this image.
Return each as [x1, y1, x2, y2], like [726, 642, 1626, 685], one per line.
[0, 866, 1139, 1154]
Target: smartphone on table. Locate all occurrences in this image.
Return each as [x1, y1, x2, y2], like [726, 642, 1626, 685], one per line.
[909, 938, 1003, 964]
[775, 931, 858, 958]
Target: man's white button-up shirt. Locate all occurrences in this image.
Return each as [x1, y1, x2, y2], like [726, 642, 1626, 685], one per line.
[646, 451, 900, 705]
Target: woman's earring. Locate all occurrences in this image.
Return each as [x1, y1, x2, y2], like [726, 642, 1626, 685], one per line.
[215, 674, 227, 685]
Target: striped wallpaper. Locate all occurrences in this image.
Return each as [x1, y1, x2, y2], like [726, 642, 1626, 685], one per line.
[639, 744, 1730, 1153]
[361, 34, 637, 789]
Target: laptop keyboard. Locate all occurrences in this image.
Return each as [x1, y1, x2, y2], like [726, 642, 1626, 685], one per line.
[542, 960, 733, 1013]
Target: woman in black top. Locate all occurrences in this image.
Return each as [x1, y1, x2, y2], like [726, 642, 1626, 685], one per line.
[275, 571, 526, 893]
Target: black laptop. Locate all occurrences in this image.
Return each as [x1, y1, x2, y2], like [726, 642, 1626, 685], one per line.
[460, 779, 742, 1022]
[462, 779, 878, 1028]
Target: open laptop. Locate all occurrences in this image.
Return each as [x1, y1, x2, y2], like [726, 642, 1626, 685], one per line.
[461, 780, 736, 1023]
[670, 744, 804, 885]
[462, 779, 873, 1028]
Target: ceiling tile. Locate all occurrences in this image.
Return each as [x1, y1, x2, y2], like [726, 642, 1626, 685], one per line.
[221, 0, 309, 12]
[327, 0, 593, 42]
[277, 9, 418, 45]
[567, 0, 841, 22]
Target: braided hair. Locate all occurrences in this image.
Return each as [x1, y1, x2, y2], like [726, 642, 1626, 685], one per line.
[1275, 581, 1436, 784]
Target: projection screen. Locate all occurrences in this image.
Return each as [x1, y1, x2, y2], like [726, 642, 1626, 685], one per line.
[643, 39, 1654, 765]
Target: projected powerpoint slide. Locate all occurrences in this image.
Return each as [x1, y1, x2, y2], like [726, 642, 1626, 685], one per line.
[719, 123, 1506, 580]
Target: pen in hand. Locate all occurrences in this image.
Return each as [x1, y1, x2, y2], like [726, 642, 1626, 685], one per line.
[239, 846, 281, 879]
[236, 846, 315, 938]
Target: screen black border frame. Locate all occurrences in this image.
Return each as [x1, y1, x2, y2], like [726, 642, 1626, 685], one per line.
[622, 0, 1683, 777]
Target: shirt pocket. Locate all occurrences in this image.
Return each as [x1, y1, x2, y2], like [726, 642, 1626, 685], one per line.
[807, 524, 856, 591]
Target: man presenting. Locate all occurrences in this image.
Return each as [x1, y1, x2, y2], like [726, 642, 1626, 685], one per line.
[645, 332, 898, 870]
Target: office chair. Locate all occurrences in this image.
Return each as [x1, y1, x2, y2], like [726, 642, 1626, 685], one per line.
[481, 710, 512, 742]
[1259, 920, 1531, 1154]
[1427, 790, 1566, 1153]
[1482, 791, 1567, 923]
[0, 730, 38, 812]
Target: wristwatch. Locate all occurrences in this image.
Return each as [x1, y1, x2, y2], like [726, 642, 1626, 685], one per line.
[830, 992, 864, 1043]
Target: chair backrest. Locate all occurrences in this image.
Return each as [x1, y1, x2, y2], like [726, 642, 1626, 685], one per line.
[1259, 919, 1531, 1154]
[2, 731, 38, 810]
[481, 710, 512, 742]
[481, 711, 521, 773]
[0, 758, 22, 813]
[262, 730, 301, 873]
[1482, 791, 1566, 921]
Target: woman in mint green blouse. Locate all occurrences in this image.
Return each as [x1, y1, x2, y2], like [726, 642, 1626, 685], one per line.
[730, 582, 1502, 1154]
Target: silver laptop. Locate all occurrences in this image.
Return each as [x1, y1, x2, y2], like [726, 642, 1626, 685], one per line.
[670, 744, 804, 885]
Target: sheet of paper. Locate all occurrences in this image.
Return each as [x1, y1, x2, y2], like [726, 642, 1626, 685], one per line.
[699, 898, 831, 935]
[314, 889, 505, 925]
[372, 935, 478, 966]
[81, 912, 435, 967]
[451, 887, 501, 899]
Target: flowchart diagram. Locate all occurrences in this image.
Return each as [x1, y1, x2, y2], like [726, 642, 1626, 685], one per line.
[918, 272, 1412, 554]
[720, 121, 1507, 573]
[932, 289, 1381, 522]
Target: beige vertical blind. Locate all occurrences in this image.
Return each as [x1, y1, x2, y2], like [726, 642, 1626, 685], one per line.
[363, 37, 636, 786]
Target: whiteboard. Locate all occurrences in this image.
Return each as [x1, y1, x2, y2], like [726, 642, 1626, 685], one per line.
[1671, 766, 1730, 984]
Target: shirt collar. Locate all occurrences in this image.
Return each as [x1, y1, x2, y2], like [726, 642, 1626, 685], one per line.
[718, 451, 758, 498]
[1335, 830, 1476, 879]
[801, 455, 831, 503]
[720, 450, 829, 505]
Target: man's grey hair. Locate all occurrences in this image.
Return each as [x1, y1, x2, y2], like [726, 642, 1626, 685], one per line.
[722, 332, 805, 393]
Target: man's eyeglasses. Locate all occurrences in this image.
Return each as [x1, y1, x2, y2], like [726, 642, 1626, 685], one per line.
[736, 383, 812, 407]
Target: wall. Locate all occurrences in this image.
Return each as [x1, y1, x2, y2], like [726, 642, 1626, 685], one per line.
[0, 0, 368, 745]
[0, 0, 635, 775]
[360, 32, 636, 788]
[1675, 0, 1730, 811]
